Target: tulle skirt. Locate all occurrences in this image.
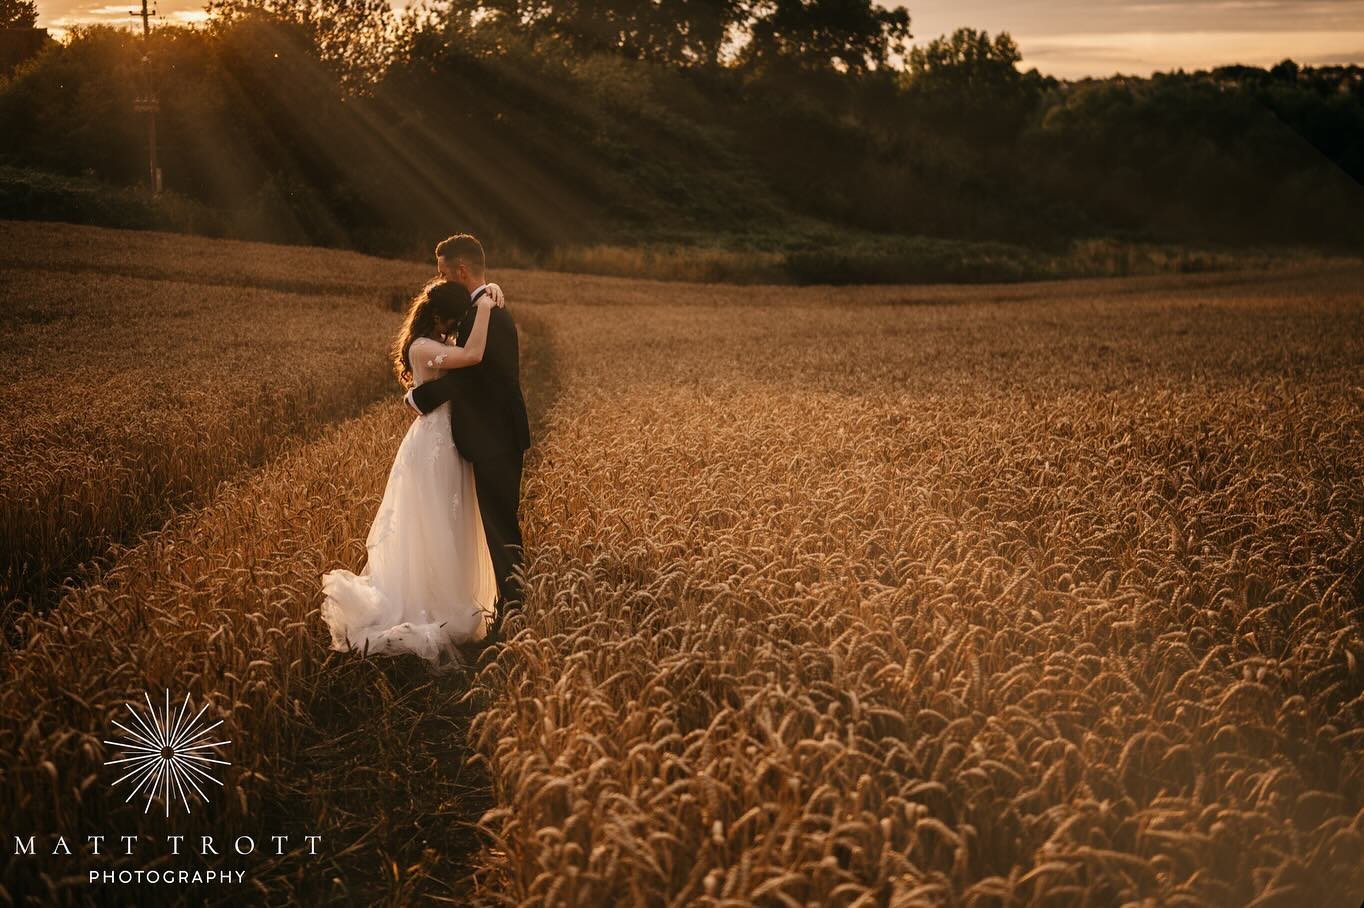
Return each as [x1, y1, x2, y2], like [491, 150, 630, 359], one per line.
[321, 402, 497, 668]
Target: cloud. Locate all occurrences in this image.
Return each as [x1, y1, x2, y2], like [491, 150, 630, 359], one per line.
[1299, 48, 1364, 64]
[39, 0, 207, 29]
[40, 0, 213, 32]
[1012, 28, 1364, 77]
[900, 0, 1364, 39]
[1024, 42, 1151, 67]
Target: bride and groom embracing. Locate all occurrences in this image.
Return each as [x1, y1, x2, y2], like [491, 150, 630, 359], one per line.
[320, 233, 531, 670]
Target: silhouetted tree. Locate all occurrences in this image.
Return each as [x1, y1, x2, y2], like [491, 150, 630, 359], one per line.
[469, 0, 752, 66]
[902, 28, 1051, 140]
[906, 28, 1023, 91]
[206, 0, 395, 90]
[1270, 58, 1299, 82]
[742, 0, 909, 72]
[0, 0, 38, 29]
[0, 0, 48, 79]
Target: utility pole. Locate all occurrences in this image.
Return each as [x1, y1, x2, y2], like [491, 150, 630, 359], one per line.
[130, 0, 161, 194]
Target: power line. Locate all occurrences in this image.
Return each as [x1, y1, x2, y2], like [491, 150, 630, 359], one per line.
[130, 0, 160, 194]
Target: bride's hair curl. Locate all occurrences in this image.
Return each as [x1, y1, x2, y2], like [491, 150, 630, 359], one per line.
[392, 279, 472, 387]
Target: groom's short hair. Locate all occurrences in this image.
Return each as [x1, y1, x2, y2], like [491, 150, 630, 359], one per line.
[436, 233, 485, 273]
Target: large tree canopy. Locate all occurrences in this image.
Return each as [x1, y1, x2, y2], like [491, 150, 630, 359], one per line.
[743, 0, 910, 72]
[206, 0, 397, 88]
[471, 0, 752, 66]
[902, 27, 1052, 138]
[1, 0, 39, 29]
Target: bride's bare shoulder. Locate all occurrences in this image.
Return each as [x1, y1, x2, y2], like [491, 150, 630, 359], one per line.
[410, 336, 452, 354]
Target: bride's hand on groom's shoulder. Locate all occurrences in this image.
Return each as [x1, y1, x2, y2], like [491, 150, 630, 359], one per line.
[484, 282, 506, 308]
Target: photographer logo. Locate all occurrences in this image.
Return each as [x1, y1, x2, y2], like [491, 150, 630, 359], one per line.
[103, 690, 232, 817]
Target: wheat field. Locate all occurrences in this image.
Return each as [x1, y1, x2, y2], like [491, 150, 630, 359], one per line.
[1, 221, 1362, 906]
[0, 220, 427, 612]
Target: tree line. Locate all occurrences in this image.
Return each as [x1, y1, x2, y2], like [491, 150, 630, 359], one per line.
[1, 0, 1362, 257]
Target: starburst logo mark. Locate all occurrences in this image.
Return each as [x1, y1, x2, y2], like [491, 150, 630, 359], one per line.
[103, 690, 232, 817]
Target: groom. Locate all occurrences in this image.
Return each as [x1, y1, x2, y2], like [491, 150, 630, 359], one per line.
[405, 233, 531, 644]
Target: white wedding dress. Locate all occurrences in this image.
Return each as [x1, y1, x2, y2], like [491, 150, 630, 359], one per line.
[321, 337, 498, 668]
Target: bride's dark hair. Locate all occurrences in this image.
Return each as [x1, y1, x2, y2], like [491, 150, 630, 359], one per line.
[392, 279, 471, 387]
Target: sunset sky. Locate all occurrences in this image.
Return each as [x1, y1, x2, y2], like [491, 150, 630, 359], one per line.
[36, 0, 1364, 79]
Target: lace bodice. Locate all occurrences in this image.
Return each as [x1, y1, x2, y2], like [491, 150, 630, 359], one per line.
[410, 336, 457, 386]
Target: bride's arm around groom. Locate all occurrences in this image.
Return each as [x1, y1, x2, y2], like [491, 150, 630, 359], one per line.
[405, 288, 519, 429]
[413, 290, 498, 373]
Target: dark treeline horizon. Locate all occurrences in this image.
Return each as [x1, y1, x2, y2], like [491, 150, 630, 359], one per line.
[1, 0, 1363, 262]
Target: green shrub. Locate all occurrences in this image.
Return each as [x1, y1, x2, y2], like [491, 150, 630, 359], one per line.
[0, 166, 220, 234]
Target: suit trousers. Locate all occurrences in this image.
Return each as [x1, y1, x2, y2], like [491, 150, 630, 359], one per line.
[472, 449, 525, 637]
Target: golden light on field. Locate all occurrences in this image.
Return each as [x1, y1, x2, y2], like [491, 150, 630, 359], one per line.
[0, 221, 420, 610]
[1, 221, 1362, 903]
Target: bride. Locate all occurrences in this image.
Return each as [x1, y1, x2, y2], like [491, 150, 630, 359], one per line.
[320, 278, 505, 669]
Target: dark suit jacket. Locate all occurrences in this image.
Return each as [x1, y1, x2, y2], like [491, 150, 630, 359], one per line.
[410, 294, 531, 463]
